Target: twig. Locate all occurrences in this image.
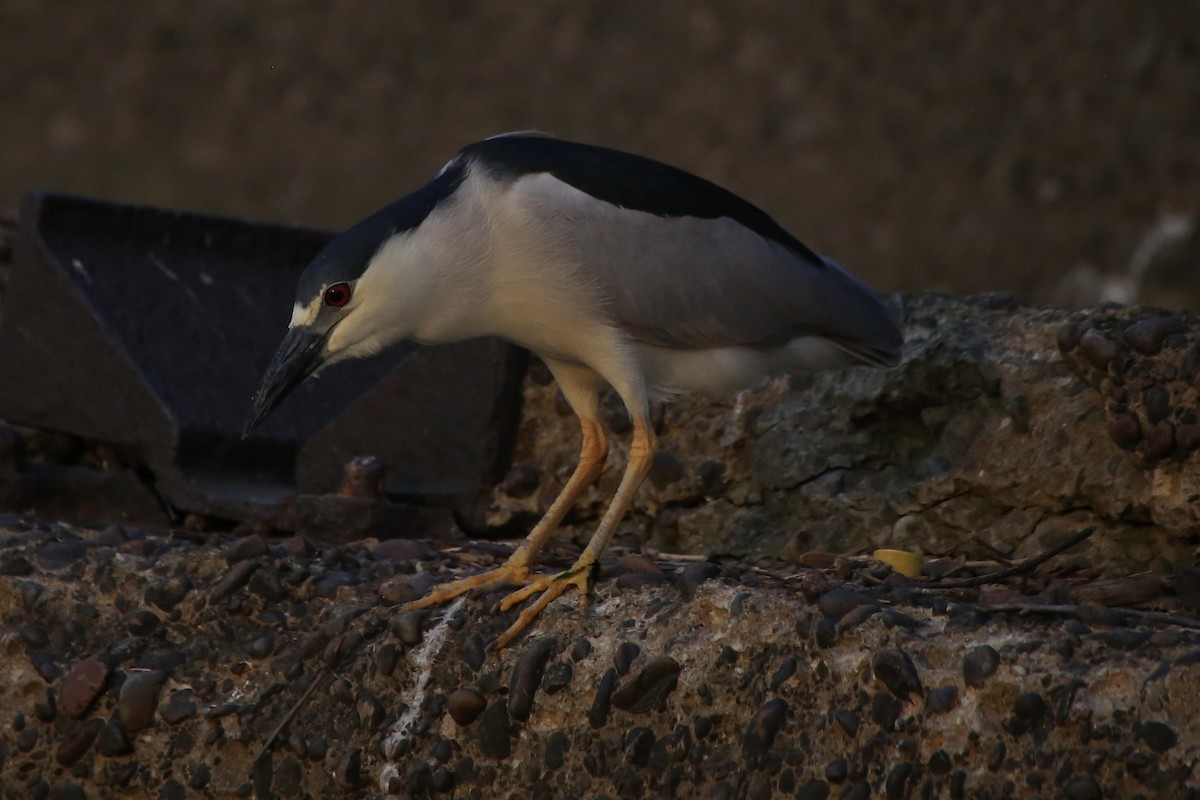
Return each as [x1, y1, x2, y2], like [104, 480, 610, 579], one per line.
[254, 667, 332, 763]
[918, 526, 1096, 590]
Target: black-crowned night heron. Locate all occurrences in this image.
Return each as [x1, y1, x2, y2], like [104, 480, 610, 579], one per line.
[245, 132, 903, 648]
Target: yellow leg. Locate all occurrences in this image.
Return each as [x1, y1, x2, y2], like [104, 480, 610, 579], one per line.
[399, 415, 608, 613]
[492, 414, 656, 650]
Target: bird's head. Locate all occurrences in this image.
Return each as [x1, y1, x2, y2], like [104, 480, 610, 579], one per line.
[243, 158, 472, 435]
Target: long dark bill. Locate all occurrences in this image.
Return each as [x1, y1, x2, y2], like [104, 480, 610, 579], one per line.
[242, 326, 328, 435]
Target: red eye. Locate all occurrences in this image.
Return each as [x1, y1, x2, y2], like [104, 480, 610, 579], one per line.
[324, 282, 351, 307]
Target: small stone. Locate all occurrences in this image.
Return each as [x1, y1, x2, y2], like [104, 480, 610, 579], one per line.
[376, 643, 400, 677]
[1140, 720, 1177, 753]
[694, 715, 713, 739]
[648, 451, 685, 488]
[611, 656, 681, 713]
[825, 758, 849, 783]
[885, 762, 913, 800]
[614, 641, 640, 676]
[390, 610, 427, 647]
[1143, 419, 1176, 460]
[928, 749, 952, 775]
[118, 669, 168, 733]
[679, 562, 721, 600]
[815, 617, 838, 648]
[837, 603, 880, 632]
[834, 709, 860, 737]
[871, 692, 902, 730]
[477, 701, 512, 759]
[246, 635, 275, 660]
[742, 698, 788, 762]
[1012, 692, 1047, 725]
[571, 637, 592, 662]
[872, 648, 923, 700]
[924, 687, 958, 714]
[0, 554, 34, 575]
[55, 718, 103, 766]
[588, 668, 618, 727]
[371, 539, 434, 562]
[145, 576, 193, 611]
[126, 610, 160, 637]
[770, 656, 797, 690]
[159, 690, 197, 725]
[545, 731, 570, 768]
[36, 540, 95, 571]
[1107, 412, 1141, 450]
[17, 623, 50, 649]
[33, 688, 56, 722]
[963, 645, 1000, 688]
[881, 609, 921, 629]
[98, 719, 134, 757]
[623, 727, 656, 766]
[248, 567, 286, 602]
[210, 561, 258, 600]
[508, 636, 556, 721]
[448, 688, 486, 726]
[59, 657, 109, 718]
[818, 588, 877, 619]
[226, 534, 268, 563]
[1123, 315, 1185, 354]
[542, 661, 573, 694]
[1079, 328, 1120, 366]
[462, 633, 486, 672]
[333, 748, 363, 789]
[1063, 776, 1102, 800]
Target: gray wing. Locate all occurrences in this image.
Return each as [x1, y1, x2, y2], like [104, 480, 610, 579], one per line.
[515, 174, 903, 366]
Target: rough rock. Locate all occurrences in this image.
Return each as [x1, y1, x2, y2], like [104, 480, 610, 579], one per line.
[490, 293, 1199, 572]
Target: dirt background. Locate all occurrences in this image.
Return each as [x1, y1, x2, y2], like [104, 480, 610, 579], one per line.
[2, 1, 1199, 306]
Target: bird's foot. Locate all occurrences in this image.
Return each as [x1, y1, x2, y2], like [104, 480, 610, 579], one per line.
[398, 561, 530, 613]
[491, 560, 595, 650]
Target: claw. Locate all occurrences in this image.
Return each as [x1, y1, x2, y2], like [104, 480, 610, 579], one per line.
[397, 561, 529, 613]
[491, 560, 595, 650]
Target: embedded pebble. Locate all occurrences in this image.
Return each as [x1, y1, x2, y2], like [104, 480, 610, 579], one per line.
[770, 656, 797, 690]
[210, 561, 258, 600]
[462, 633, 486, 672]
[815, 617, 838, 648]
[542, 660, 573, 694]
[1012, 691, 1047, 726]
[36, 540, 94, 571]
[508, 636, 556, 721]
[391, 610, 427, 647]
[871, 693, 901, 730]
[570, 637, 592, 662]
[963, 645, 1001, 688]
[333, 748, 362, 789]
[611, 656, 681, 713]
[1139, 720, 1177, 753]
[145, 576, 193, 611]
[371, 538, 434, 562]
[742, 698, 787, 762]
[924, 686, 959, 714]
[613, 641, 641, 675]
[448, 686, 484, 729]
[872, 648, 922, 700]
[881, 609, 921, 630]
[1079, 328, 1119, 366]
[824, 758, 849, 783]
[678, 562, 721, 600]
[1123, 315, 1185, 354]
[97, 719, 133, 757]
[623, 726, 655, 766]
[834, 709, 860, 737]
[117, 669, 167, 733]
[55, 718, 103, 767]
[59, 657, 109, 718]
[885, 762, 913, 799]
[818, 588, 877, 620]
[159, 689, 197, 725]
[588, 668, 618, 727]
[247, 567, 286, 601]
[1063, 776, 1102, 800]
[225, 534, 268, 563]
[544, 731, 570, 768]
[477, 701, 512, 758]
[126, 610, 160, 636]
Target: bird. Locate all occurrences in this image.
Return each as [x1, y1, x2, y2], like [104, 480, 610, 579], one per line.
[244, 132, 903, 649]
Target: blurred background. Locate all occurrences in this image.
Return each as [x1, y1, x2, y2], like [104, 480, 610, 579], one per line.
[2, 1, 1199, 307]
